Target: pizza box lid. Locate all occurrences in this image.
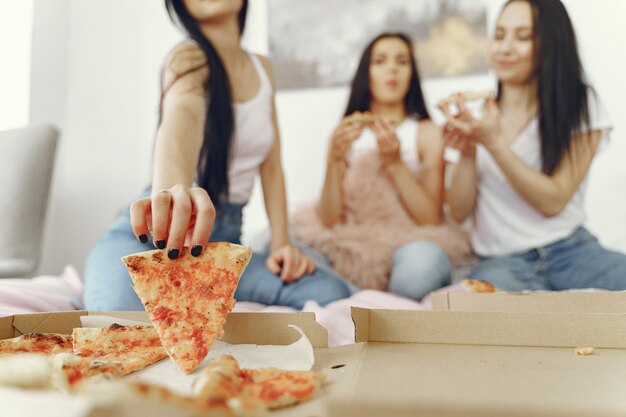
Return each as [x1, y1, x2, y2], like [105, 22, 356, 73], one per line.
[0, 310, 328, 348]
[430, 290, 626, 313]
[324, 307, 626, 417]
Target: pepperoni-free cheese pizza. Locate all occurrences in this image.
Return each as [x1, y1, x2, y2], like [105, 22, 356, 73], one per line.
[123, 242, 252, 374]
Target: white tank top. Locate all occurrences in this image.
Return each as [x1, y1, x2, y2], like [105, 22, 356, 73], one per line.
[472, 90, 612, 256]
[348, 117, 421, 175]
[227, 54, 274, 203]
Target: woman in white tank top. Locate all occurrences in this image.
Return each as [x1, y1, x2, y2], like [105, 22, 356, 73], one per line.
[293, 33, 472, 300]
[83, 0, 351, 310]
[442, 0, 626, 291]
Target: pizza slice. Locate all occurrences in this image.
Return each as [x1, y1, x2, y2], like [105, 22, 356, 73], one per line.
[0, 332, 72, 355]
[194, 354, 245, 402]
[239, 367, 325, 409]
[72, 323, 166, 360]
[350, 111, 378, 124]
[122, 242, 252, 374]
[0, 352, 125, 390]
[442, 90, 492, 105]
[80, 379, 255, 417]
[194, 355, 325, 410]
[0, 325, 167, 391]
[71, 323, 167, 382]
[461, 278, 498, 293]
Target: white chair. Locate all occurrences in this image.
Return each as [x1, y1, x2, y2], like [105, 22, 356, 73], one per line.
[0, 124, 59, 277]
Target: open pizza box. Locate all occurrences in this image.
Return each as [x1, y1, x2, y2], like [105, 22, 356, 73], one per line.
[3, 294, 626, 417]
[0, 310, 332, 417]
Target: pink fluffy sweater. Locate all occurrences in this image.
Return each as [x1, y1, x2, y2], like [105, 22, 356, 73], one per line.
[292, 151, 474, 290]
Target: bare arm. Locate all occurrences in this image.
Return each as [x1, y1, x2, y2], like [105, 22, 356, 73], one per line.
[444, 97, 601, 218]
[446, 150, 478, 223]
[316, 158, 347, 227]
[259, 104, 290, 252]
[316, 116, 364, 227]
[258, 56, 315, 281]
[152, 91, 205, 191]
[487, 131, 600, 216]
[373, 119, 443, 225]
[130, 43, 215, 257]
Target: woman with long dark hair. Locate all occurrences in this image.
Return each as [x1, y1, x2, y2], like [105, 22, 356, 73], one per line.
[83, 0, 351, 310]
[293, 33, 472, 299]
[442, 0, 626, 291]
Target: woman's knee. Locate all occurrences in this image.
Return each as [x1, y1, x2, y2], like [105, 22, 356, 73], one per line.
[392, 241, 452, 284]
[469, 258, 540, 291]
[83, 234, 147, 311]
[279, 270, 351, 309]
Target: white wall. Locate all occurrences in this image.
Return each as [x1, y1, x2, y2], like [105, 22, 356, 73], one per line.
[0, 1, 33, 131]
[30, 0, 626, 276]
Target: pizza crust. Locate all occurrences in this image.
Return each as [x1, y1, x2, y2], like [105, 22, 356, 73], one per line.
[442, 90, 492, 105]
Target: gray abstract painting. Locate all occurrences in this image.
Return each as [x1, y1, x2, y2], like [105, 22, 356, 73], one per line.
[269, 0, 488, 90]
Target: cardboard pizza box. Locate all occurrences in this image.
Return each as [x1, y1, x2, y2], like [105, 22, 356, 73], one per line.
[0, 310, 330, 417]
[430, 290, 626, 313]
[325, 307, 626, 417]
[3, 301, 626, 417]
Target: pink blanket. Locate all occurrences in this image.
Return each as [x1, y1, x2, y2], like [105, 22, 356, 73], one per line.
[0, 266, 83, 317]
[0, 266, 468, 347]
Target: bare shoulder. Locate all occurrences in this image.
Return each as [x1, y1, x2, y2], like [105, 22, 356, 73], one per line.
[164, 41, 207, 75]
[162, 41, 209, 96]
[418, 119, 442, 141]
[417, 119, 444, 161]
[254, 54, 276, 87]
[255, 55, 273, 75]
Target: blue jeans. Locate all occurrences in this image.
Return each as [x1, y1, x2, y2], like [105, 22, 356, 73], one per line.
[83, 192, 351, 311]
[469, 227, 626, 291]
[387, 240, 452, 300]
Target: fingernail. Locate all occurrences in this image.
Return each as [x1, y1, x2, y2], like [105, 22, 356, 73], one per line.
[138, 234, 148, 244]
[168, 248, 180, 260]
[191, 245, 203, 257]
[156, 240, 166, 250]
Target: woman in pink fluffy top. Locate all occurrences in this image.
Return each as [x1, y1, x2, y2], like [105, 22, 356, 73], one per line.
[293, 33, 472, 300]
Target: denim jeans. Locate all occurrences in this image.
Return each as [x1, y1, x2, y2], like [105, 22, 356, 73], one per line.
[469, 227, 626, 291]
[83, 190, 351, 311]
[387, 240, 452, 300]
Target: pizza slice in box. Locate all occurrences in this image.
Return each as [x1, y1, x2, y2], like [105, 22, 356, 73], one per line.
[122, 242, 252, 374]
[194, 355, 325, 410]
[72, 323, 168, 380]
[0, 333, 72, 355]
[72, 323, 166, 361]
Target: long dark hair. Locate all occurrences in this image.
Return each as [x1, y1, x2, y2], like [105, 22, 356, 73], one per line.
[498, 0, 591, 175]
[344, 33, 430, 120]
[164, 0, 249, 204]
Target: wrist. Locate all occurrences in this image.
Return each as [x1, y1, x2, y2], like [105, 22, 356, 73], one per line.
[385, 159, 404, 174]
[485, 140, 507, 158]
[327, 157, 347, 171]
[460, 145, 477, 159]
[270, 238, 289, 252]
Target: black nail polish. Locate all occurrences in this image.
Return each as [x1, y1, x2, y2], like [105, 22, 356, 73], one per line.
[168, 248, 180, 260]
[138, 234, 148, 244]
[191, 245, 203, 257]
[156, 240, 166, 250]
